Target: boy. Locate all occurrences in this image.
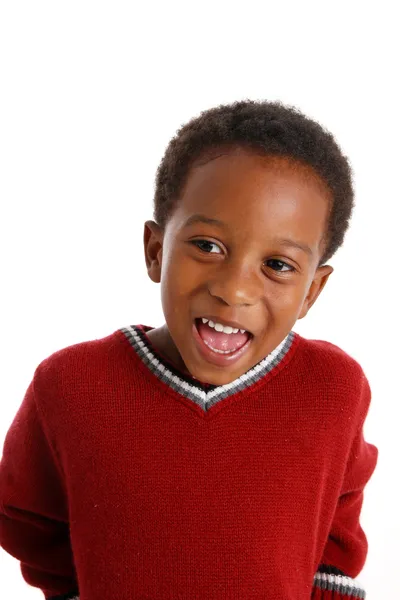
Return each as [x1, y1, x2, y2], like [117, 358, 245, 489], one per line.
[0, 100, 378, 599]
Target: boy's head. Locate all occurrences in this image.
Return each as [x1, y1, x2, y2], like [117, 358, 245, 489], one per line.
[144, 100, 354, 385]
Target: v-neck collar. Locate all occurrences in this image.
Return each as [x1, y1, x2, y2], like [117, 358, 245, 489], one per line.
[119, 324, 299, 413]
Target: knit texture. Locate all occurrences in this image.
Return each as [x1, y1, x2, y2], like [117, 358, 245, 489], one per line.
[0, 325, 378, 599]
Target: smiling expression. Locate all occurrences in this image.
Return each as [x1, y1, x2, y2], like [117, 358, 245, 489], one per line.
[144, 147, 334, 385]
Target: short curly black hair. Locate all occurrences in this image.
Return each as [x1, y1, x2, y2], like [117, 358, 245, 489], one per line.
[153, 99, 355, 267]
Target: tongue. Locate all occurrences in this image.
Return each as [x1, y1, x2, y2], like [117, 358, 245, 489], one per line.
[197, 320, 250, 352]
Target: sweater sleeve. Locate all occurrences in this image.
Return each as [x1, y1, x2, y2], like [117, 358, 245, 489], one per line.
[311, 373, 379, 599]
[0, 373, 79, 600]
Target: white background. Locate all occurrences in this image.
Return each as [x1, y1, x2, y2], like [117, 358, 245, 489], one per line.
[0, 2, 398, 598]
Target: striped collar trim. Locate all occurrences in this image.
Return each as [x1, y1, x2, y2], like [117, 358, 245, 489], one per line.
[120, 325, 296, 411]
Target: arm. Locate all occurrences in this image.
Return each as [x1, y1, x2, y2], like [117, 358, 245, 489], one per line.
[0, 373, 79, 599]
[311, 374, 379, 599]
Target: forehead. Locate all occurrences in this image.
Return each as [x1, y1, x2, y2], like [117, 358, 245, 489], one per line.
[174, 148, 332, 244]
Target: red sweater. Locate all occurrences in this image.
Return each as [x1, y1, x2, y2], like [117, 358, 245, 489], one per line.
[0, 324, 378, 599]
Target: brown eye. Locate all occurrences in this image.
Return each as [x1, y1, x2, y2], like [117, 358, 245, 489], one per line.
[266, 259, 295, 273]
[190, 240, 222, 254]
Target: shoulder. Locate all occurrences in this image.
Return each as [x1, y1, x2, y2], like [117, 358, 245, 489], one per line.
[294, 332, 371, 424]
[37, 329, 119, 372]
[32, 328, 125, 398]
[296, 332, 366, 382]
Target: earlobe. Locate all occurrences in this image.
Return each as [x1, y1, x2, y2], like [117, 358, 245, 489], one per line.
[143, 220, 163, 283]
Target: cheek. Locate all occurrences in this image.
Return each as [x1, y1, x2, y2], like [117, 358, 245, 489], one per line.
[258, 283, 307, 319]
[160, 252, 203, 302]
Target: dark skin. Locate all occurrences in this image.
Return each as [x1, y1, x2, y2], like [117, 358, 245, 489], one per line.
[143, 148, 334, 386]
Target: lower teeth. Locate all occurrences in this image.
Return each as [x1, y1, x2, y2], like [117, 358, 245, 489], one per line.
[203, 339, 239, 354]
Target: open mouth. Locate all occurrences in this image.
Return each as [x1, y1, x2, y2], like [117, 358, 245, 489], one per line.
[192, 318, 254, 366]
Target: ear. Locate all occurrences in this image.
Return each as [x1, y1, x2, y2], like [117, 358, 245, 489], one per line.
[143, 220, 164, 283]
[298, 264, 334, 319]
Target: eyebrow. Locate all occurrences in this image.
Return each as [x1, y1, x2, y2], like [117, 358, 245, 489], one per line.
[183, 213, 314, 257]
[274, 237, 314, 257]
[183, 214, 227, 229]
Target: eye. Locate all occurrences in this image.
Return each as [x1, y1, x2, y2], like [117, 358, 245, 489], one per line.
[190, 239, 222, 254]
[189, 241, 295, 273]
[265, 259, 295, 273]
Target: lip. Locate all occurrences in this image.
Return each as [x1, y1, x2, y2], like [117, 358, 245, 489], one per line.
[196, 315, 253, 335]
[192, 320, 253, 368]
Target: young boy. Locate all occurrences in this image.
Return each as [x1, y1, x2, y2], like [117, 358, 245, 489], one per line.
[0, 100, 378, 599]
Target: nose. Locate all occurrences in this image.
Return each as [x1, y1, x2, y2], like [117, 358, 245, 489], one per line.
[207, 260, 263, 307]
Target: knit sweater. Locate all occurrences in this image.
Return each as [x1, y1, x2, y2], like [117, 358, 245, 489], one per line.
[0, 324, 378, 600]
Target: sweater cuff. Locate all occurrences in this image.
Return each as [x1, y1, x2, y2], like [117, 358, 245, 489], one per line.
[312, 569, 366, 598]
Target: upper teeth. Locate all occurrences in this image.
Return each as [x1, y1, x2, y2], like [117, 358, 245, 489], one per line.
[201, 318, 246, 335]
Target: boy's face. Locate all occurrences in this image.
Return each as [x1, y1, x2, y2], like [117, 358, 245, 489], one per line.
[144, 148, 333, 385]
